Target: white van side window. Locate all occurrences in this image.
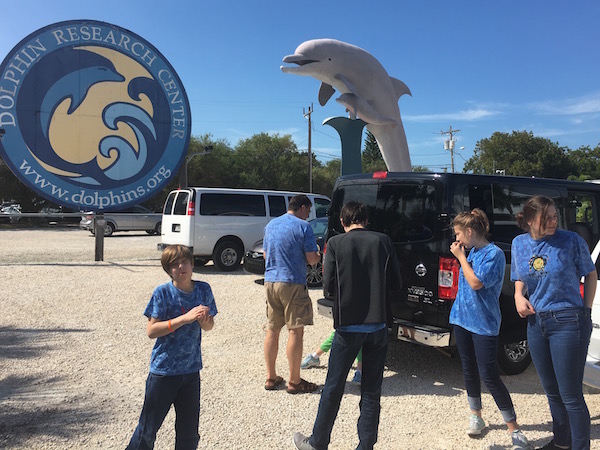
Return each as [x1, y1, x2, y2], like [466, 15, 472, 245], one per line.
[268, 195, 287, 217]
[200, 193, 266, 216]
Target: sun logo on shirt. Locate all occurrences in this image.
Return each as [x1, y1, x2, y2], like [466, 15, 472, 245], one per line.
[528, 255, 548, 277]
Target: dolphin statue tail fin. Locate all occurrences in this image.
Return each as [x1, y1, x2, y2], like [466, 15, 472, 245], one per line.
[391, 77, 412, 101]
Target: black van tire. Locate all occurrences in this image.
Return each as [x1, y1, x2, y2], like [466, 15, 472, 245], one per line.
[497, 340, 532, 375]
[213, 241, 242, 271]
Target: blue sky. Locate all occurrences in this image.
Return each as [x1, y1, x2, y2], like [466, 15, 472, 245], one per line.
[1, 1, 599, 172]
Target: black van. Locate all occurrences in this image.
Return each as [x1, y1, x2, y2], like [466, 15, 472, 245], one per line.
[317, 171, 600, 374]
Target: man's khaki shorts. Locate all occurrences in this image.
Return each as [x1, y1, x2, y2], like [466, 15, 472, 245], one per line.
[265, 282, 314, 331]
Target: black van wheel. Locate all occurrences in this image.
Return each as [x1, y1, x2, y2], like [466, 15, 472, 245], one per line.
[497, 340, 532, 375]
[213, 241, 242, 271]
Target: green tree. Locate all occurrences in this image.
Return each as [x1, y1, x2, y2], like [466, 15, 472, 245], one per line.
[566, 144, 600, 181]
[463, 131, 574, 178]
[412, 165, 430, 172]
[362, 130, 387, 173]
[313, 159, 341, 197]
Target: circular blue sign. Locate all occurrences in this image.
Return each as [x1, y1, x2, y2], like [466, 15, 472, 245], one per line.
[0, 20, 191, 210]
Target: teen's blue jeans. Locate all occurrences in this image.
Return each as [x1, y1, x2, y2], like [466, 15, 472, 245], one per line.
[527, 307, 592, 450]
[453, 325, 516, 422]
[126, 371, 201, 450]
[309, 327, 388, 450]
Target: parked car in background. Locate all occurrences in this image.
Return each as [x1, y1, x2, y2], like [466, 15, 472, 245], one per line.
[0, 203, 21, 223]
[80, 205, 162, 237]
[244, 217, 328, 287]
[584, 238, 600, 389]
[37, 204, 81, 225]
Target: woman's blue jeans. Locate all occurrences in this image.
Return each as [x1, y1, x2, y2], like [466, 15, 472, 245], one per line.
[309, 327, 388, 450]
[126, 372, 201, 450]
[527, 307, 592, 450]
[453, 325, 516, 422]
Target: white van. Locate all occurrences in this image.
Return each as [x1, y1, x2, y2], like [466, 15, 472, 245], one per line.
[159, 187, 331, 271]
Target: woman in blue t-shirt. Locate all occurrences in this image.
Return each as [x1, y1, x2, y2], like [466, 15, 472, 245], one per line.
[511, 195, 596, 450]
[450, 208, 531, 449]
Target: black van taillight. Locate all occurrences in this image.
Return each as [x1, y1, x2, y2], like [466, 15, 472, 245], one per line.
[187, 201, 195, 215]
[438, 256, 459, 300]
[373, 171, 388, 179]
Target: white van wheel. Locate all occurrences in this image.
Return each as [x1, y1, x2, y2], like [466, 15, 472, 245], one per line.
[213, 241, 242, 271]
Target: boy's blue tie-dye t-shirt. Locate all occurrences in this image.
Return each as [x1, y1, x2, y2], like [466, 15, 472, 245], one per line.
[450, 242, 505, 336]
[510, 229, 595, 312]
[144, 280, 218, 375]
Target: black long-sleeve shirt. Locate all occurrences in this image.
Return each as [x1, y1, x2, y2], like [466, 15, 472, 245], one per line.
[323, 228, 402, 328]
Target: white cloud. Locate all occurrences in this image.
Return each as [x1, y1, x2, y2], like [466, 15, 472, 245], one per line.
[404, 108, 500, 123]
[529, 92, 600, 116]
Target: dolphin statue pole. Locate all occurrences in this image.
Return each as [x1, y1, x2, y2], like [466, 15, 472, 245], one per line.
[281, 38, 412, 172]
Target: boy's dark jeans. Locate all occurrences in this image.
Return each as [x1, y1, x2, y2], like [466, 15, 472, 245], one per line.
[309, 327, 388, 450]
[126, 371, 200, 450]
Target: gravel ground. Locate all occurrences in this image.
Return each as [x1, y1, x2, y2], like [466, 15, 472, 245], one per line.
[0, 228, 599, 450]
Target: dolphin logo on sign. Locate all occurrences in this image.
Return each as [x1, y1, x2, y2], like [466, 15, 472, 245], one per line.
[0, 20, 191, 210]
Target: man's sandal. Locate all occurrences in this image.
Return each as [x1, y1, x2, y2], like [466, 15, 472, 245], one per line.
[286, 378, 318, 394]
[264, 375, 285, 390]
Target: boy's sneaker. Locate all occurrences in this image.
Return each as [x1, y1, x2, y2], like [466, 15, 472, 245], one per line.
[301, 354, 320, 369]
[511, 430, 533, 449]
[350, 370, 362, 385]
[466, 414, 486, 436]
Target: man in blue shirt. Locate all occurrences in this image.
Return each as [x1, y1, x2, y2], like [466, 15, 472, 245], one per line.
[263, 194, 321, 394]
[294, 201, 402, 450]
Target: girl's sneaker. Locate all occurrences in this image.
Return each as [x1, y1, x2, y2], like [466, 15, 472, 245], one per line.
[350, 370, 362, 385]
[466, 414, 486, 436]
[300, 354, 320, 369]
[511, 430, 533, 449]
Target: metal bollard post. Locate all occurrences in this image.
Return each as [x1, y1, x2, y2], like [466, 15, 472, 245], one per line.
[94, 214, 106, 261]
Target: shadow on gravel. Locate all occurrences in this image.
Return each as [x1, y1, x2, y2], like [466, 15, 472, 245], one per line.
[0, 402, 101, 449]
[381, 338, 546, 397]
[0, 327, 98, 448]
[0, 326, 91, 360]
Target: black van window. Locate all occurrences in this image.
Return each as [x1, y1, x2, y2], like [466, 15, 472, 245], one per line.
[314, 197, 330, 218]
[376, 184, 436, 242]
[567, 192, 596, 248]
[268, 195, 286, 217]
[173, 191, 189, 215]
[163, 192, 177, 215]
[330, 183, 436, 243]
[491, 184, 562, 245]
[200, 193, 266, 216]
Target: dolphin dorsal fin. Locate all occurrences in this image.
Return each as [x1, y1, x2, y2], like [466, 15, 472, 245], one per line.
[391, 77, 412, 100]
[319, 83, 336, 106]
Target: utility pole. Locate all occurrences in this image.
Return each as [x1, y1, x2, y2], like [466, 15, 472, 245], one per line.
[440, 125, 461, 173]
[303, 103, 313, 193]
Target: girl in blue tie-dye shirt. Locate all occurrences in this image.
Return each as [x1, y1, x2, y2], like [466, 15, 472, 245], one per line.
[450, 208, 531, 449]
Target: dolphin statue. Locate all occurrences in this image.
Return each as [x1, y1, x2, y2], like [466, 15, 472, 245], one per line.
[281, 38, 412, 171]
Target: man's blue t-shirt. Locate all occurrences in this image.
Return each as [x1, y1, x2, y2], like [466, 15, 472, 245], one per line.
[263, 213, 318, 285]
[449, 243, 506, 336]
[510, 229, 595, 312]
[144, 281, 218, 376]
